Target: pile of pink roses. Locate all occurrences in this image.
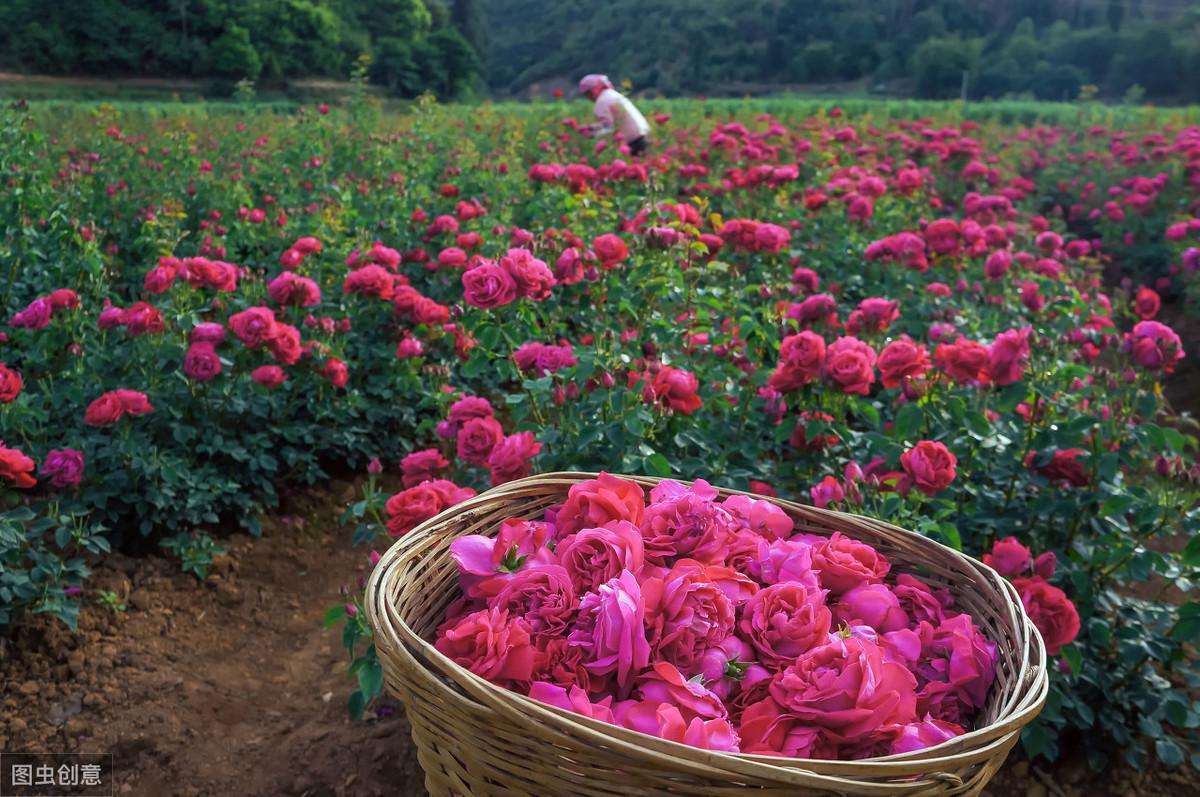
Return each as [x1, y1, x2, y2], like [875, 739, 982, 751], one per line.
[434, 474, 999, 759]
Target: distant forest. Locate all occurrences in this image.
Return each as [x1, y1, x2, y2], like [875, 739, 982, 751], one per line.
[1, 0, 1198, 102]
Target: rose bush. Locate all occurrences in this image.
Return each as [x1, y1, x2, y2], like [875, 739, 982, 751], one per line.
[0, 99, 1196, 769]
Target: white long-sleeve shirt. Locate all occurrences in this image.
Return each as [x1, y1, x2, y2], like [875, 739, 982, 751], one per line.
[593, 88, 650, 141]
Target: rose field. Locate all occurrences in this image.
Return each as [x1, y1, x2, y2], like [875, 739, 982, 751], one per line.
[0, 96, 1199, 795]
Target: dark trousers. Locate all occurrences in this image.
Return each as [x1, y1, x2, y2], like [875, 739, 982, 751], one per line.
[629, 136, 648, 157]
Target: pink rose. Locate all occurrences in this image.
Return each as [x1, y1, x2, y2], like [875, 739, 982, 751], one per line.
[739, 581, 832, 669]
[893, 574, 950, 627]
[770, 636, 918, 738]
[462, 261, 518, 309]
[832, 584, 909, 633]
[810, 475, 845, 508]
[822, 336, 877, 395]
[450, 518, 554, 598]
[636, 661, 727, 721]
[640, 479, 737, 565]
[641, 560, 741, 672]
[434, 607, 537, 685]
[183, 343, 221, 382]
[877, 337, 931, 389]
[721, 494, 793, 540]
[40, 448, 84, 489]
[1125, 320, 1185, 373]
[445, 395, 495, 435]
[891, 716, 964, 754]
[501, 248, 556, 300]
[986, 326, 1031, 386]
[914, 615, 998, 717]
[811, 532, 890, 594]
[750, 539, 820, 588]
[768, 331, 826, 392]
[265, 323, 302, 365]
[698, 636, 770, 701]
[190, 322, 226, 344]
[527, 682, 615, 724]
[738, 696, 831, 758]
[492, 564, 577, 636]
[268, 271, 322, 307]
[556, 472, 646, 536]
[568, 570, 651, 696]
[613, 701, 740, 752]
[556, 520, 645, 594]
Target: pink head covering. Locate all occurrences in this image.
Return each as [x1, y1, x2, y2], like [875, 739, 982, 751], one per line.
[578, 74, 612, 95]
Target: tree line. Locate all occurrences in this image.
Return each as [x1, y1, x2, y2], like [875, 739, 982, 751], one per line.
[1, 0, 1198, 103]
[0, 0, 485, 99]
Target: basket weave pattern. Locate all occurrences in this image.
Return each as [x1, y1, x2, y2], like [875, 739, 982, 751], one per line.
[366, 472, 1048, 796]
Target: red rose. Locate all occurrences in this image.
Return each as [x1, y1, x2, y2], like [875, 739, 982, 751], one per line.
[486, 431, 542, 486]
[229, 307, 278, 348]
[899, 441, 957, 496]
[769, 331, 825, 392]
[456, 416, 504, 466]
[401, 448, 450, 488]
[556, 472, 646, 536]
[739, 581, 832, 669]
[934, 338, 990, 385]
[184, 343, 221, 382]
[1027, 448, 1090, 487]
[265, 324, 302, 365]
[877, 337, 931, 389]
[982, 537, 1033, 578]
[385, 484, 445, 536]
[1012, 577, 1080, 655]
[0, 443, 36, 488]
[1134, 287, 1160, 320]
[84, 392, 126, 427]
[320, 357, 349, 388]
[434, 607, 537, 684]
[0, 363, 23, 403]
[651, 366, 702, 414]
[593, 233, 628, 266]
[822, 336, 876, 395]
[251, 365, 288, 388]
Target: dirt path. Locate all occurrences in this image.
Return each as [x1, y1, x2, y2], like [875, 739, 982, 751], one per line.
[0, 481, 424, 797]
[1, 479, 1196, 797]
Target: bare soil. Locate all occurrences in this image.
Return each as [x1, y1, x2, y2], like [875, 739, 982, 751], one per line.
[0, 480, 1195, 797]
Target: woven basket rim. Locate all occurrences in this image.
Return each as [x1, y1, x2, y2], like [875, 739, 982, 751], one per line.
[367, 470, 1049, 783]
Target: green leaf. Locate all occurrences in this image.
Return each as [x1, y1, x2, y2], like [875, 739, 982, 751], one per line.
[893, 403, 923, 440]
[356, 654, 384, 701]
[1182, 536, 1200, 569]
[1155, 739, 1184, 768]
[347, 689, 366, 721]
[1061, 643, 1082, 676]
[964, 410, 991, 437]
[644, 453, 672, 477]
[1171, 603, 1200, 643]
[323, 605, 347, 629]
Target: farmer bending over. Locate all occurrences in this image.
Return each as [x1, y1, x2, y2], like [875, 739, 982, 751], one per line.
[579, 74, 651, 157]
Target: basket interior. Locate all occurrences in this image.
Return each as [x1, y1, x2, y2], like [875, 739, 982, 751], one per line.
[389, 475, 1032, 734]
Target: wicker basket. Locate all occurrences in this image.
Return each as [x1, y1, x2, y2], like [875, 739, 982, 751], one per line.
[366, 472, 1048, 797]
